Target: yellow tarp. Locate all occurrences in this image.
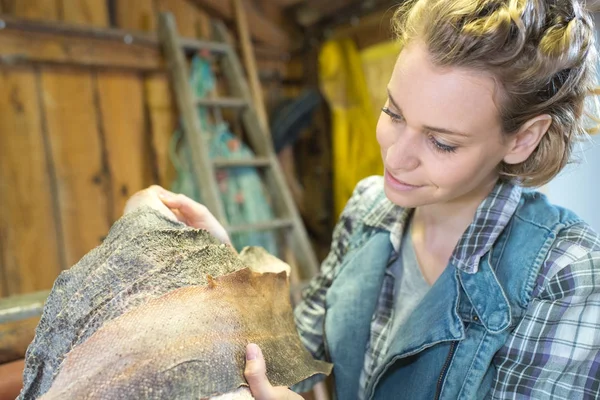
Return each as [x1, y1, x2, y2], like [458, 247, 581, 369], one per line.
[319, 39, 400, 216]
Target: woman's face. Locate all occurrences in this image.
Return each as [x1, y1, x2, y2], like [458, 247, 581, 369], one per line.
[377, 41, 514, 208]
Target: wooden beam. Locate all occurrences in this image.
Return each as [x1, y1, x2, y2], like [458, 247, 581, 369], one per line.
[0, 69, 64, 295]
[41, 69, 112, 266]
[296, 0, 353, 26]
[0, 0, 60, 22]
[97, 72, 154, 221]
[329, 8, 395, 46]
[144, 73, 177, 189]
[233, 0, 269, 132]
[60, 0, 109, 27]
[188, 0, 291, 49]
[0, 16, 288, 70]
[0, 16, 164, 70]
[0, 290, 48, 363]
[0, 359, 24, 399]
[0, 317, 38, 363]
[267, 0, 304, 7]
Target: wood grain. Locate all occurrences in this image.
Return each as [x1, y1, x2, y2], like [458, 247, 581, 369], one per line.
[188, 0, 290, 48]
[0, 69, 63, 296]
[0, 358, 25, 400]
[0, 0, 59, 21]
[0, 316, 39, 363]
[157, 0, 211, 39]
[96, 72, 153, 221]
[40, 69, 110, 267]
[60, 0, 109, 27]
[114, 0, 158, 32]
[0, 26, 164, 71]
[144, 73, 177, 189]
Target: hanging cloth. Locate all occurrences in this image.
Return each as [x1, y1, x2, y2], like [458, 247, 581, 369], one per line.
[319, 39, 383, 217]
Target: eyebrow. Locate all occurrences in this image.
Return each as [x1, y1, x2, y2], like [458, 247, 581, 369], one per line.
[386, 88, 469, 137]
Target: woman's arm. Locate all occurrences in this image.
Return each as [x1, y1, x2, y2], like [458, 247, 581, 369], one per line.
[491, 246, 600, 399]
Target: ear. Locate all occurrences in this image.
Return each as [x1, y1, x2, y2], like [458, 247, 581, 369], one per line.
[503, 115, 552, 165]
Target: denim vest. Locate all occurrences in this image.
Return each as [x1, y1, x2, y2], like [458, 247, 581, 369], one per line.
[324, 192, 581, 400]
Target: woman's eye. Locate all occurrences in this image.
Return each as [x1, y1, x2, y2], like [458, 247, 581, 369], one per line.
[429, 135, 458, 154]
[382, 107, 404, 124]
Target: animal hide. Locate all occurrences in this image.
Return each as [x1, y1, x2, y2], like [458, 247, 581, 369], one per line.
[19, 207, 331, 399]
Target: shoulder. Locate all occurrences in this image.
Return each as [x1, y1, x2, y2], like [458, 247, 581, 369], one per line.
[516, 191, 600, 298]
[336, 175, 387, 230]
[342, 175, 386, 216]
[535, 221, 600, 299]
[331, 175, 394, 253]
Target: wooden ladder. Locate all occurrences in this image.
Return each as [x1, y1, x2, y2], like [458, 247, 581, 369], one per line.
[157, 13, 319, 282]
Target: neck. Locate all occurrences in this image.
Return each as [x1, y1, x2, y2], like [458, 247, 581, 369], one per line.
[413, 178, 498, 240]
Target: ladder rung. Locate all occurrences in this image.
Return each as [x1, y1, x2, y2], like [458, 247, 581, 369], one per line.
[179, 37, 230, 54]
[227, 219, 293, 234]
[196, 97, 247, 108]
[213, 157, 270, 168]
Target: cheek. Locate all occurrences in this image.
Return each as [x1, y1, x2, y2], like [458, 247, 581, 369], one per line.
[376, 116, 394, 149]
[426, 150, 497, 189]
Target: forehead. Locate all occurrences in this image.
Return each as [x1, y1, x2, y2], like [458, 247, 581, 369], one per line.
[389, 42, 502, 136]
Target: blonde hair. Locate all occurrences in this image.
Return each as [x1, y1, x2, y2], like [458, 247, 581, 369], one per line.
[393, 0, 599, 187]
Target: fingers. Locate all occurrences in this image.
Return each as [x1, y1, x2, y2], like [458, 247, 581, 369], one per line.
[159, 192, 209, 221]
[123, 186, 178, 221]
[245, 343, 274, 399]
[244, 344, 302, 400]
[155, 189, 231, 245]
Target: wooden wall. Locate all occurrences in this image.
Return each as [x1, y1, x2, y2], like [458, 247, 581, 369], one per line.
[0, 0, 257, 297]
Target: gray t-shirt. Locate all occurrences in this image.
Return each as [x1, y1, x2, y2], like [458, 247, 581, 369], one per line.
[388, 227, 431, 349]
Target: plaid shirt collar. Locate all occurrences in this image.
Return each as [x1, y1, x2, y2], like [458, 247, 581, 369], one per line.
[362, 180, 523, 274]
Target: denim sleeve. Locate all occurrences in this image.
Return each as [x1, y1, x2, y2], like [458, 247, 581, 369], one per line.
[291, 177, 376, 392]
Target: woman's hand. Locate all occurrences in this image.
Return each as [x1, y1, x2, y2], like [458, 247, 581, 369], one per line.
[124, 186, 178, 221]
[124, 186, 231, 245]
[244, 344, 304, 400]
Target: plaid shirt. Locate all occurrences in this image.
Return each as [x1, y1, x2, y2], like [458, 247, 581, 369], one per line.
[294, 176, 600, 399]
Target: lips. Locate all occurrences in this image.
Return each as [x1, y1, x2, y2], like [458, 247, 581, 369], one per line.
[385, 170, 421, 188]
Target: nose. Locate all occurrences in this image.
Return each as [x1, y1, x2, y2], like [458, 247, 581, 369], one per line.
[379, 124, 420, 172]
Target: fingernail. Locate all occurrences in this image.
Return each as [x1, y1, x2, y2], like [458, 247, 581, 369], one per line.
[158, 192, 172, 200]
[246, 343, 259, 360]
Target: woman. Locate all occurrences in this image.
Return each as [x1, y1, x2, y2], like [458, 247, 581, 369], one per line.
[128, 0, 600, 398]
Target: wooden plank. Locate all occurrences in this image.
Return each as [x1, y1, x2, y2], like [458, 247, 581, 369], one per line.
[0, 26, 164, 71]
[0, 358, 25, 399]
[114, 0, 158, 32]
[96, 72, 153, 221]
[144, 73, 177, 189]
[0, 17, 286, 70]
[0, 290, 48, 324]
[0, 316, 39, 363]
[157, 0, 211, 39]
[296, 0, 355, 26]
[60, 0, 109, 27]
[265, 0, 303, 7]
[189, 0, 291, 48]
[233, 0, 269, 133]
[0, 69, 63, 296]
[41, 69, 110, 267]
[0, 0, 60, 21]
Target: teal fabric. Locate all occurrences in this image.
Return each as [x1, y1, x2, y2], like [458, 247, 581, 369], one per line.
[170, 55, 278, 255]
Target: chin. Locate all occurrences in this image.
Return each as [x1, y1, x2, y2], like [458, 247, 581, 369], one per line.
[383, 184, 431, 208]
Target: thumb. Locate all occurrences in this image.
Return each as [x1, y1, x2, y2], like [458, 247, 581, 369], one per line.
[244, 343, 273, 399]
